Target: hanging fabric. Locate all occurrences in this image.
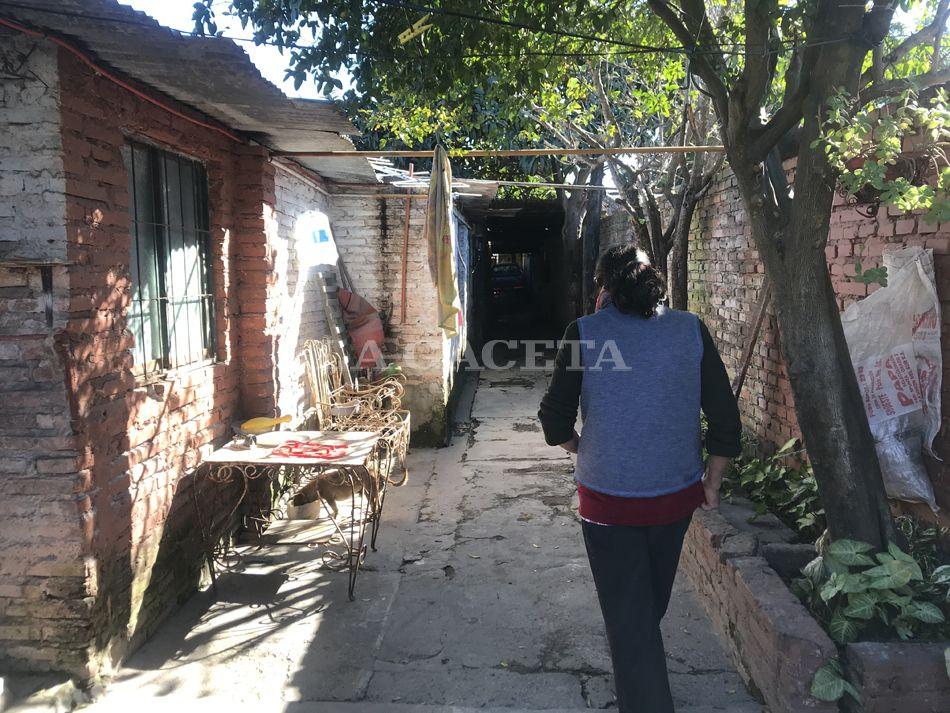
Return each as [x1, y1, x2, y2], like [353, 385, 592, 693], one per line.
[338, 287, 385, 369]
[425, 145, 462, 336]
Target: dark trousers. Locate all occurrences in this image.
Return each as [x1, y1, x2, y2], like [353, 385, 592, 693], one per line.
[582, 514, 693, 713]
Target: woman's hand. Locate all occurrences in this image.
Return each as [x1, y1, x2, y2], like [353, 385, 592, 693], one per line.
[701, 455, 729, 511]
[701, 476, 720, 510]
[559, 430, 580, 454]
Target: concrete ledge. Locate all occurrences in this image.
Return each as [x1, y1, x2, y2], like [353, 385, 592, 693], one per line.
[683, 509, 950, 713]
[680, 509, 837, 713]
[845, 642, 950, 713]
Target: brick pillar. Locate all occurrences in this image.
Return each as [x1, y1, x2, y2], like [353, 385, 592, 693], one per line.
[234, 146, 279, 417]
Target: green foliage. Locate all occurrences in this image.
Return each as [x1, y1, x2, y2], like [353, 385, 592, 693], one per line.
[722, 437, 825, 540]
[819, 88, 950, 224]
[897, 515, 950, 574]
[811, 657, 861, 704]
[793, 539, 950, 645]
[851, 261, 888, 287]
[190, 0, 716, 193]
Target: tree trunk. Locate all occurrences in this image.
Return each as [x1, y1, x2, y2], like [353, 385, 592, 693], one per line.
[729, 150, 897, 549]
[581, 164, 605, 313]
[647, 0, 899, 550]
[668, 196, 698, 310]
[559, 168, 591, 327]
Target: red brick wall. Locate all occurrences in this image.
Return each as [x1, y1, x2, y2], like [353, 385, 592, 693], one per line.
[46, 48, 276, 676]
[689, 159, 950, 519]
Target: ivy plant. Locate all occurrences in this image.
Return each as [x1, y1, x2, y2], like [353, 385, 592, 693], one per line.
[793, 539, 950, 645]
[851, 261, 889, 288]
[819, 88, 950, 224]
[811, 656, 861, 704]
[722, 438, 825, 540]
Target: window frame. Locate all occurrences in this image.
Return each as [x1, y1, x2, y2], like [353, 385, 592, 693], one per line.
[125, 140, 216, 380]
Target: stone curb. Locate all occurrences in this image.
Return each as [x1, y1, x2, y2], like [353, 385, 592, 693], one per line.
[845, 641, 950, 713]
[680, 508, 838, 713]
[681, 508, 950, 713]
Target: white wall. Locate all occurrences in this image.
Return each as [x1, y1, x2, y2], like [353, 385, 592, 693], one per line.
[330, 188, 464, 441]
[272, 162, 341, 420]
[0, 31, 67, 262]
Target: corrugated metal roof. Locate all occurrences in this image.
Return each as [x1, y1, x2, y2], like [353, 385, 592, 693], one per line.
[1, 0, 377, 183]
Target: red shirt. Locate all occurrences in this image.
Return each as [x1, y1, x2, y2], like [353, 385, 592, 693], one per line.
[577, 481, 704, 526]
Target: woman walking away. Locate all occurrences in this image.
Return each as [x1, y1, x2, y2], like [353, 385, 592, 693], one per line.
[538, 245, 741, 713]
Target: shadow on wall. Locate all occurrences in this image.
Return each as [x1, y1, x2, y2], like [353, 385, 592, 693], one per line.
[59, 211, 243, 676]
[70, 342, 242, 675]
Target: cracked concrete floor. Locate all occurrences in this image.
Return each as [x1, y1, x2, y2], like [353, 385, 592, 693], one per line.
[77, 368, 763, 713]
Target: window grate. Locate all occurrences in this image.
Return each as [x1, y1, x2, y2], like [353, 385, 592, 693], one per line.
[125, 142, 215, 379]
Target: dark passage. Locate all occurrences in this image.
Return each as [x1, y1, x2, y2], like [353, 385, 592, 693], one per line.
[467, 199, 566, 358]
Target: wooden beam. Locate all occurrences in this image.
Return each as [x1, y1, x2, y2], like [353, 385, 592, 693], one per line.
[733, 278, 773, 399]
[277, 145, 726, 159]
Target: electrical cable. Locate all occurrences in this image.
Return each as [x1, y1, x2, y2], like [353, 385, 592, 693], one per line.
[0, 0, 852, 59]
[0, 13, 244, 143]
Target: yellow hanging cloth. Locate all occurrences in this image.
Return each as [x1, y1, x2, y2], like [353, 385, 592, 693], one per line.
[426, 145, 462, 337]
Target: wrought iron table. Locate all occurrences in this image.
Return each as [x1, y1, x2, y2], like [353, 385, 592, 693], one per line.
[195, 430, 385, 599]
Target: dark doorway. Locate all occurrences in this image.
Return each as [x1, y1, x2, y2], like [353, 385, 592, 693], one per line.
[477, 199, 565, 344]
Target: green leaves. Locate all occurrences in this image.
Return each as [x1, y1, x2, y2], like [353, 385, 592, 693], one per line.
[865, 557, 923, 589]
[830, 609, 862, 643]
[851, 262, 888, 287]
[794, 536, 950, 646]
[827, 539, 876, 567]
[811, 658, 861, 703]
[843, 592, 878, 620]
[909, 601, 945, 624]
[723, 438, 824, 541]
[932, 565, 950, 586]
[820, 88, 950, 224]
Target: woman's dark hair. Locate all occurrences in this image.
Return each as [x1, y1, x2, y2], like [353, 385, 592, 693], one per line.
[594, 244, 666, 318]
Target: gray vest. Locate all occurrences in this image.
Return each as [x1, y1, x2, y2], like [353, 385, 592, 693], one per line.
[575, 304, 705, 497]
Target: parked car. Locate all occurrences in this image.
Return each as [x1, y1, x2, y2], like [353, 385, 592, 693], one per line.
[490, 263, 528, 313]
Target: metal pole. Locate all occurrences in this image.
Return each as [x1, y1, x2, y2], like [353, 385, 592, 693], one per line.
[400, 164, 414, 323]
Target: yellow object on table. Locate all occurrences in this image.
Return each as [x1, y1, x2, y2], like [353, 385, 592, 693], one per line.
[240, 414, 291, 434]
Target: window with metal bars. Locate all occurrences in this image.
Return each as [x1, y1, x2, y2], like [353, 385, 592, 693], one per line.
[124, 142, 215, 378]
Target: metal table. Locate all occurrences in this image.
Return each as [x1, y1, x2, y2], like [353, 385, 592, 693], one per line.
[195, 430, 384, 599]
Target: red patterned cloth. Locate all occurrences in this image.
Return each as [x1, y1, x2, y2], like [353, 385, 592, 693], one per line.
[270, 441, 350, 460]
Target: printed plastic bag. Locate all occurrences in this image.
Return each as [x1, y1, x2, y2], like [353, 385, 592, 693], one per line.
[840, 246, 941, 510]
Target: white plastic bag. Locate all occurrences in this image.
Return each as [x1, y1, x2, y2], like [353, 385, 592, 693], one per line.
[840, 246, 941, 510]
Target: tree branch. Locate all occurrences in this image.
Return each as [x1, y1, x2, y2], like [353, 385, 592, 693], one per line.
[860, 0, 949, 86]
[738, 0, 776, 117]
[749, 0, 841, 161]
[646, 0, 730, 122]
[594, 63, 624, 149]
[862, 65, 950, 103]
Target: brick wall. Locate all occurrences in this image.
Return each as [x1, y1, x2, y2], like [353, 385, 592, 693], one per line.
[1, 33, 464, 678]
[272, 162, 340, 419]
[0, 35, 292, 676]
[56, 45, 262, 677]
[0, 31, 67, 262]
[331, 189, 456, 442]
[0, 32, 89, 676]
[688, 159, 950, 517]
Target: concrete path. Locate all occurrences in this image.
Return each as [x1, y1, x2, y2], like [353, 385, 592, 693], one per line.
[72, 369, 762, 712]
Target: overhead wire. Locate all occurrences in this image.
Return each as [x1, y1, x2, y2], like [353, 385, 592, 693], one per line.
[0, 0, 853, 60]
[0, 13, 243, 143]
